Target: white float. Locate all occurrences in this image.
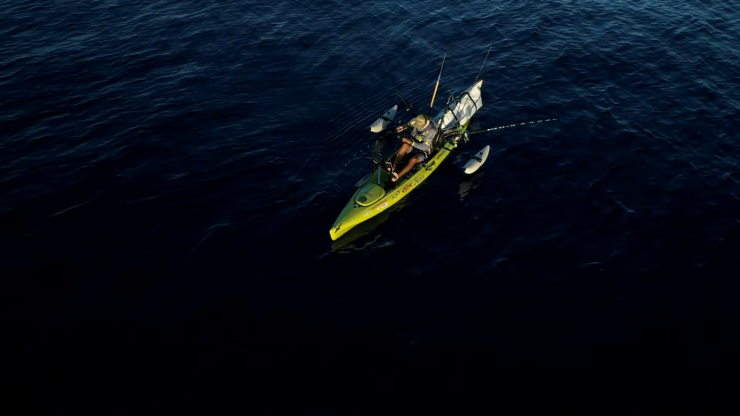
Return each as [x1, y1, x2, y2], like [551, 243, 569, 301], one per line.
[463, 145, 490, 174]
[369, 105, 398, 133]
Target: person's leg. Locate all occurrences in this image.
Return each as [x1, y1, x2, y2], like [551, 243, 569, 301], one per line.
[391, 143, 412, 170]
[392, 154, 423, 181]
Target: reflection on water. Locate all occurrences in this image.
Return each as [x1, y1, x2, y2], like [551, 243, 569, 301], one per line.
[459, 170, 484, 201]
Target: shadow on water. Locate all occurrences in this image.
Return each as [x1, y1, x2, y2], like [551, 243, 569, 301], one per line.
[329, 150, 487, 253]
[459, 169, 484, 201]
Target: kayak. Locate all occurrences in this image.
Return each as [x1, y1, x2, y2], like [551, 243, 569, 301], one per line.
[330, 79, 484, 241]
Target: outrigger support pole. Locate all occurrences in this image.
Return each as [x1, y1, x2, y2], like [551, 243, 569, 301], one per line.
[380, 115, 400, 127]
[446, 146, 483, 162]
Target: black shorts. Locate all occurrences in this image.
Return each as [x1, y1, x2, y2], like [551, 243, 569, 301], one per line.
[408, 148, 428, 163]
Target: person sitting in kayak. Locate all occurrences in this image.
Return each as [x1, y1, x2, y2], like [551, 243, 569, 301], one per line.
[388, 114, 437, 182]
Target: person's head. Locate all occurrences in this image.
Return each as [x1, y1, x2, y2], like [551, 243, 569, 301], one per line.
[415, 114, 429, 129]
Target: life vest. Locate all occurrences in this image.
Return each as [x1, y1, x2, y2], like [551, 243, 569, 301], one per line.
[410, 119, 436, 153]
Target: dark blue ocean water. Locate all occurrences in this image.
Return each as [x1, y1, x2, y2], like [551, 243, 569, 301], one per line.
[3, 0, 740, 413]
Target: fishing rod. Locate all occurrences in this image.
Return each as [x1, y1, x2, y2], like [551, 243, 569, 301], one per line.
[467, 118, 558, 135]
[474, 46, 492, 83]
[389, 77, 415, 115]
[427, 53, 446, 117]
[454, 117, 558, 172]
[370, 49, 416, 115]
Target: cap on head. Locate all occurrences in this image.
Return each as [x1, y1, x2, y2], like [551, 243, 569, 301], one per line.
[415, 115, 429, 129]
